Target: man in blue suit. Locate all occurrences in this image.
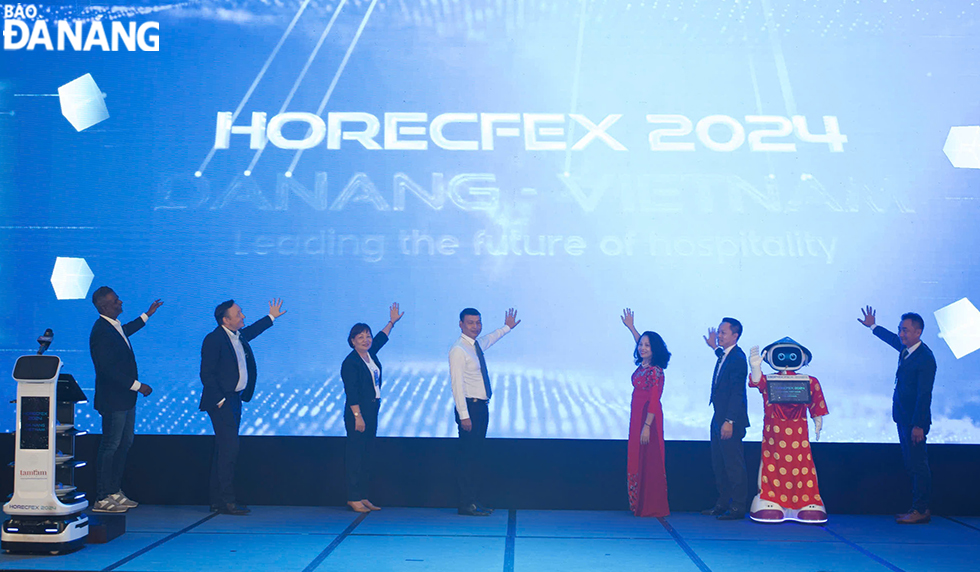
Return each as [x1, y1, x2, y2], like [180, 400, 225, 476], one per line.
[701, 317, 750, 520]
[89, 286, 163, 513]
[200, 298, 286, 515]
[859, 306, 936, 524]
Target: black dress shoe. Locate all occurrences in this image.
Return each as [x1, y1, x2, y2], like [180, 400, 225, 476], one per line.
[701, 505, 726, 516]
[458, 503, 491, 516]
[217, 503, 251, 516]
[717, 509, 745, 520]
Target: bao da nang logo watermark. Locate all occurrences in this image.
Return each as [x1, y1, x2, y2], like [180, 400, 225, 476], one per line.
[3, 4, 159, 51]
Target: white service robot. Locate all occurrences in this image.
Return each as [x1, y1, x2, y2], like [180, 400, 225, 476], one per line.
[3, 332, 89, 553]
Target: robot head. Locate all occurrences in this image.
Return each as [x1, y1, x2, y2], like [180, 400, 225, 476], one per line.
[762, 337, 812, 372]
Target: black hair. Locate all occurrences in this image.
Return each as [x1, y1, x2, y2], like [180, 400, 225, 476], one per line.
[722, 317, 743, 340]
[901, 312, 925, 332]
[635, 330, 671, 369]
[459, 308, 481, 322]
[214, 300, 235, 325]
[91, 286, 115, 311]
[348, 323, 372, 348]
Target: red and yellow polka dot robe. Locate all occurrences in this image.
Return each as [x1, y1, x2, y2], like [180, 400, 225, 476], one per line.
[750, 374, 829, 509]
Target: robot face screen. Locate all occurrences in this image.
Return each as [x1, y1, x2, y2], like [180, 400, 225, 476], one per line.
[769, 344, 805, 369]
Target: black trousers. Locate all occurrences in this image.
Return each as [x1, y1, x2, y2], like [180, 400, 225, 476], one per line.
[455, 399, 489, 507]
[207, 396, 242, 506]
[709, 417, 748, 511]
[344, 400, 380, 502]
[897, 423, 932, 512]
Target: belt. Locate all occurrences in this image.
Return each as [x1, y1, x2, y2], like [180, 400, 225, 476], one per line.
[467, 398, 488, 403]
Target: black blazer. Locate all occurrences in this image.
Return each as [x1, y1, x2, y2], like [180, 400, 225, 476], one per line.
[341, 331, 388, 411]
[710, 345, 750, 428]
[89, 316, 146, 413]
[198, 316, 274, 411]
[873, 326, 936, 431]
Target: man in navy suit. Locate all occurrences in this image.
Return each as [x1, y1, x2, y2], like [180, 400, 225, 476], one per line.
[200, 298, 286, 515]
[701, 317, 750, 520]
[89, 286, 163, 513]
[860, 306, 936, 524]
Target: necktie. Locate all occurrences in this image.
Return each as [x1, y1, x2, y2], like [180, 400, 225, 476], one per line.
[474, 340, 492, 400]
[710, 347, 724, 404]
[896, 348, 908, 384]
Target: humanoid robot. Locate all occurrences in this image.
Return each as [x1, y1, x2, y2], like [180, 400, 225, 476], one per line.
[748, 337, 829, 524]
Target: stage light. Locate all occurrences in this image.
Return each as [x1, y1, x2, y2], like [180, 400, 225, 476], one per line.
[57, 74, 109, 132]
[194, 171, 202, 178]
[934, 298, 980, 358]
[49, 257, 95, 301]
[244, 170, 252, 176]
[285, 171, 293, 178]
[943, 126, 980, 169]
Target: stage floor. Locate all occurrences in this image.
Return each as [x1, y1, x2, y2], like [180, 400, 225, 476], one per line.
[1, 507, 979, 572]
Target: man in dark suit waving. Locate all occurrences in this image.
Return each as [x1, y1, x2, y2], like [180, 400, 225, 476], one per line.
[89, 286, 163, 513]
[200, 298, 286, 515]
[701, 317, 750, 520]
[859, 306, 936, 524]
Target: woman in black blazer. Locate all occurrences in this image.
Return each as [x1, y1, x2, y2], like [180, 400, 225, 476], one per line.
[341, 303, 404, 513]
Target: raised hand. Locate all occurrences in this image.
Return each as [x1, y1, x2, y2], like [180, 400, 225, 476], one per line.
[504, 308, 521, 329]
[621, 308, 635, 330]
[621, 308, 640, 342]
[389, 302, 404, 324]
[145, 299, 164, 317]
[704, 327, 718, 349]
[858, 306, 876, 327]
[749, 345, 763, 384]
[269, 298, 287, 319]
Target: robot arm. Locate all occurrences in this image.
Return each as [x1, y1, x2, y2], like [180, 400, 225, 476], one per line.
[813, 415, 824, 441]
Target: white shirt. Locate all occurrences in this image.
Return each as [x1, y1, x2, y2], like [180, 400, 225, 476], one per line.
[217, 314, 276, 407]
[449, 326, 511, 420]
[363, 354, 382, 399]
[100, 313, 148, 392]
[714, 344, 737, 422]
[222, 325, 249, 392]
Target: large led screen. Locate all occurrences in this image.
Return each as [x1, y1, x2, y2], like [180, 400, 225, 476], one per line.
[2, 1, 979, 443]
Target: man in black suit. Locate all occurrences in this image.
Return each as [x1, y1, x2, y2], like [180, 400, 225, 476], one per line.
[200, 298, 286, 515]
[859, 306, 936, 524]
[701, 317, 750, 520]
[89, 286, 163, 513]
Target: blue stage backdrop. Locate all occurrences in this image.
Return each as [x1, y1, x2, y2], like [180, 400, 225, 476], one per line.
[1, 1, 979, 442]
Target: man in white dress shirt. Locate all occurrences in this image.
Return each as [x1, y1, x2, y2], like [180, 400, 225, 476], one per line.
[89, 286, 163, 513]
[449, 307, 520, 516]
[199, 298, 286, 515]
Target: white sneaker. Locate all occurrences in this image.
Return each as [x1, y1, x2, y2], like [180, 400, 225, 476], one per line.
[92, 498, 128, 513]
[111, 491, 138, 508]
